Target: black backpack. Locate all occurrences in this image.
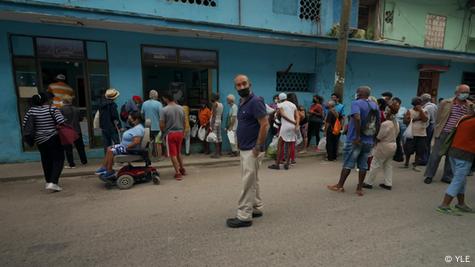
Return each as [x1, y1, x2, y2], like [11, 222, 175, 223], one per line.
[361, 101, 379, 136]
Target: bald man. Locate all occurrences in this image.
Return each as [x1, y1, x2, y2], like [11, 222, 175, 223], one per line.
[424, 84, 475, 184]
[226, 74, 269, 228]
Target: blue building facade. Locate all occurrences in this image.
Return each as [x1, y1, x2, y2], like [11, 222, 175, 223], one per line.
[0, 0, 474, 162]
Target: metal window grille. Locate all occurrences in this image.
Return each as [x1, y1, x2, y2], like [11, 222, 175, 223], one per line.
[424, 14, 446, 49]
[276, 73, 311, 92]
[171, 0, 217, 7]
[299, 0, 321, 22]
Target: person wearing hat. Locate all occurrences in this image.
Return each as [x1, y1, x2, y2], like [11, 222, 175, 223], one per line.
[99, 88, 121, 151]
[47, 74, 74, 108]
[268, 92, 298, 170]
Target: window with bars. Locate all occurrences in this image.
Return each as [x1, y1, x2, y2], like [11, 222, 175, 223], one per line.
[299, 0, 321, 22]
[424, 14, 446, 49]
[171, 0, 217, 7]
[276, 72, 314, 92]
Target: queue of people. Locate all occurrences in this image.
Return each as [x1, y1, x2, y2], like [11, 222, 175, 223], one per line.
[23, 73, 475, 221]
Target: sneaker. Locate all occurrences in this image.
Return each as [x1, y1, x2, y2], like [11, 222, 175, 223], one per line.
[179, 168, 187, 176]
[291, 160, 296, 165]
[45, 183, 53, 190]
[252, 210, 263, 218]
[226, 218, 252, 228]
[362, 183, 373, 189]
[268, 164, 280, 170]
[50, 184, 62, 192]
[412, 166, 421, 172]
[424, 177, 432, 184]
[95, 166, 107, 175]
[436, 206, 462, 216]
[283, 164, 289, 170]
[99, 171, 116, 180]
[64, 165, 75, 169]
[174, 173, 183, 181]
[455, 204, 474, 213]
[379, 184, 392, 190]
[441, 178, 452, 184]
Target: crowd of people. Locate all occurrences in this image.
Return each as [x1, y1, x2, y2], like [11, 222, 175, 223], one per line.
[23, 73, 475, 225]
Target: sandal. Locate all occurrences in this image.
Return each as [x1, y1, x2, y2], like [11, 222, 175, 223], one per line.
[455, 204, 474, 213]
[327, 184, 345, 193]
[268, 164, 280, 170]
[355, 190, 364, 196]
[436, 206, 462, 216]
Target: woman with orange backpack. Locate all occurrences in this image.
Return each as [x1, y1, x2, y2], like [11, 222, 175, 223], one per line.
[324, 100, 342, 161]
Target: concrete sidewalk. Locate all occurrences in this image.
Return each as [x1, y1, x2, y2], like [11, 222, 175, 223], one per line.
[0, 150, 325, 182]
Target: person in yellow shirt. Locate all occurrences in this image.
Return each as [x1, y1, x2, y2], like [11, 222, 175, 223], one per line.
[47, 74, 74, 108]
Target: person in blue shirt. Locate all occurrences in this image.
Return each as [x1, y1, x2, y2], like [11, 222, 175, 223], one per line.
[226, 74, 269, 228]
[327, 86, 380, 196]
[95, 111, 145, 179]
[141, 90, 163, 157]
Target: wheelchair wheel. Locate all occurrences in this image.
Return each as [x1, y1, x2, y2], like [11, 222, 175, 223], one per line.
[152, 174, 160, 185]
[116, 175, 134, 190]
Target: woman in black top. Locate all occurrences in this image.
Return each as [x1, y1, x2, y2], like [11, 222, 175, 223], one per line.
[23, 92, 65, 192]
[324, 100, 340, 161]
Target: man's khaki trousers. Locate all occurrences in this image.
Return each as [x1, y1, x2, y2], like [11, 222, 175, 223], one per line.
[237, 150, 264, 221]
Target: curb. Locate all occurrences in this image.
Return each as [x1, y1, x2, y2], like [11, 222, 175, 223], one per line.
[0, 152, 325, 182]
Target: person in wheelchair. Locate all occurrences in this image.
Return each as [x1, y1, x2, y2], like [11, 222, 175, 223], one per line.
[95, 111, 145, 179]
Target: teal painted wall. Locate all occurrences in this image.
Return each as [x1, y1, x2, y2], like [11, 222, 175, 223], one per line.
[382, 0, 473, 52]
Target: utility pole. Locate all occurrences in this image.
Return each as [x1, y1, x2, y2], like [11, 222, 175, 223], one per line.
[333, 0, 352, 99]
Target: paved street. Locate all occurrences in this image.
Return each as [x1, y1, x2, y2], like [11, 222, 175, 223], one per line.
[0, 157, 474, 267]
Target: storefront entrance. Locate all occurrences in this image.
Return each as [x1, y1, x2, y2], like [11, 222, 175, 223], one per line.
[10, 35, 109, 150]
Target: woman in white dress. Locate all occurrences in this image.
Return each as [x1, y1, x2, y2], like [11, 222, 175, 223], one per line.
[268, 93, 299, 170]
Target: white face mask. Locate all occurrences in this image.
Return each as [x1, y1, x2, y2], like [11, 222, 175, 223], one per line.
[354, 93, 358, 100]
[457, 93, 469, 101]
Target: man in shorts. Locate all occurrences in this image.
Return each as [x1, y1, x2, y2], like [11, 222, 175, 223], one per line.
[160, 93, 186, 180]
[327, 86, 380, 196]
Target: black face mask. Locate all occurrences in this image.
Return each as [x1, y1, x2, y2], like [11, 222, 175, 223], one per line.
[238, 88, 250, 98]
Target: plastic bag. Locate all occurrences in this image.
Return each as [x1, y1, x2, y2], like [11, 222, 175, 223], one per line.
[403, 120, 413, 141]
[266, 136, 279, 159]
[317, 137, 327, 150]
[198, 126, 206, 141]
[191, 124, 199, 138]
[227, 130, 236, 145]
[206, 132, 217, 143]
[296, 129, 303, 145]
[93, 110, 100, 129]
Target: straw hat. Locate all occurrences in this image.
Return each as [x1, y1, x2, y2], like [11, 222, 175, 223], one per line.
[105, 88, 120, 100]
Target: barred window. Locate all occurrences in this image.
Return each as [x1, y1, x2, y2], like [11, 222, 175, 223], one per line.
[172, 0, 217, 7]
[299, 0, 321, 22]
[424, 14, 446, 49]
[276, 72, 314, 92]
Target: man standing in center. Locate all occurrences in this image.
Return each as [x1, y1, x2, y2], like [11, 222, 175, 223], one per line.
[327, 86, 380, 196]
[141, 90, 163, 158]
[160, 93, 186, 180]
[226, 74, 269, 228]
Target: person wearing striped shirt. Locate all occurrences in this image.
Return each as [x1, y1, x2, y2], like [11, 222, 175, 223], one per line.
[23, 92, 66, 192]
[47, 74, 74, 108]
[424, 84, 475, 184]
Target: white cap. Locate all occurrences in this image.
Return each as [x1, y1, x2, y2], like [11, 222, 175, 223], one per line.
[278, 93, 287, 101]
[56, 74, 66, 81]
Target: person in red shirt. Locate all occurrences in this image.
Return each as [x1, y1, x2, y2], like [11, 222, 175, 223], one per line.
[307, 95, 324, 150]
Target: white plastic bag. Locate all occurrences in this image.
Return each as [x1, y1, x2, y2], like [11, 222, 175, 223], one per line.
[191, 124, 199, 138]
[198, 126, 206, 141]
[206, 132, 217, 143]
[317, 137, 327, 150]
[93, 110, 100, 129]
[227, 130, 236, 145]
[296, 129, 303, 146]
[266, 136, 279, 158]
[403, 120, 413, 141]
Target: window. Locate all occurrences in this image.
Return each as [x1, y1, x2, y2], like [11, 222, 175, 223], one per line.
[36, 37, 85, 58]
[276, 72, 314, 92]
[171, 0, 216, 7]
[299, 0, 321, 22]
[358, 0, 380, 40]
[425, 14, 447, 49]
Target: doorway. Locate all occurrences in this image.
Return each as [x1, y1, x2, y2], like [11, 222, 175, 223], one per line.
[39, 60, 91, 147]
[417, 71, 439, 100]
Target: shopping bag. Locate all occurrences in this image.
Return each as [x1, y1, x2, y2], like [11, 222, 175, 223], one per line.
[206, 132, 217, 143]
[191, 124, 199, 138]
[332, 118, 342, 135]
[93, 110, 100, 129]
[227, 130, 236, 145]
[198, 126, 206, 141]
[296, 129, 303, 146]
[317, 137, 327, 150]
[403, 120, 413, 141]
[266, 136, 279, 159]
[57, 124, 79, 145]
